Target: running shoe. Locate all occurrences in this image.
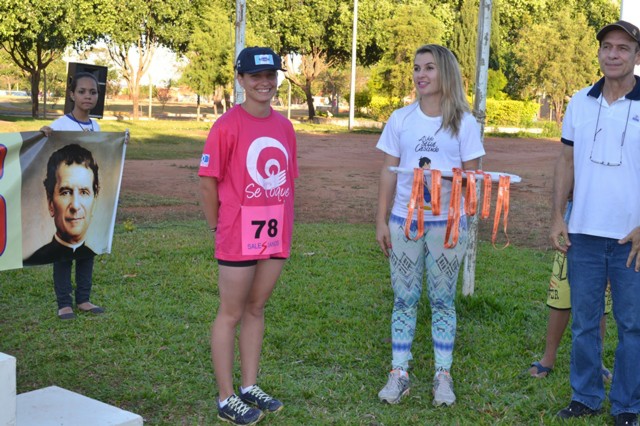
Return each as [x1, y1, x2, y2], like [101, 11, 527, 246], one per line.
[433, 370, 456, 406]
[378, 369, 410, 404]
[218, 394, 264, 425]
[239, 385, 284, 413]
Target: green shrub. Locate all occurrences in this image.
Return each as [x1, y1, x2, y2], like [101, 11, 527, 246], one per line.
[353, 90, 372, 110]
[540, 121, 561, 138]
[486, 99, 539, 127]
[369, 95, 404, 121]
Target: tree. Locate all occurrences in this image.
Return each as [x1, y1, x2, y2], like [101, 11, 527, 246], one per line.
[0, 50, 28, 92]
[561, 0, 619, 31]
[0, 0, 97, 117]
[486, 69, 508, 99]
[76, 46, 122, 99]
[319, 67, 349, 114]
[513, 6, 598, 124]
[180, 1, 234, 119]
[156, 80, 172, 111]
[450, 0, 479, 94]
[42, 57, 68, 98]
[248, 0, 392, 119]
[371, 2, 445, 101]
[97, 0, 198, 119]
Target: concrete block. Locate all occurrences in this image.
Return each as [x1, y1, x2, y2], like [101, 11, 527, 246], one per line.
[17, 386, 142, 426]
[0, 352, 17, 426]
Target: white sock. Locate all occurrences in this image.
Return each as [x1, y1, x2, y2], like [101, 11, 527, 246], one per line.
[240, 384, 255, 395]
[219, 395, 232, 408]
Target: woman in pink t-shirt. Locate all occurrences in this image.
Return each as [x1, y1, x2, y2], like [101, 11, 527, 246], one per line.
[198, 47, 298, 426]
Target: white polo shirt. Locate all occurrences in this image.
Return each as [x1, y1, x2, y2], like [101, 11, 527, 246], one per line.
[561, 77, 640, 239]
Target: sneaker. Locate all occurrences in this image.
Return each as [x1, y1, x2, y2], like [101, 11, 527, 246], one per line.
[556, 400, 601, 419]
[378, 369, 410, 404]
[218, 394, 264, 425]
[614, 413, 639, 426]
[239, 385, 284, 413]
[433, 370, 456, 406]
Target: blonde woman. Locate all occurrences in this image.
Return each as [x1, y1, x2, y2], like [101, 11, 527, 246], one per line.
[375, 44, 485, 406]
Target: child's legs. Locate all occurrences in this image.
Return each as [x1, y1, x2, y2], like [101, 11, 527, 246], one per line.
[74, 256, 95, 305]
[388, 215, 425, 370]
[541, 308, 571, 367]
[238, 258, 285, 388]
[53, 261, 73, 309]
[212, 263, 257, 400]
[425, 218, 467, 372]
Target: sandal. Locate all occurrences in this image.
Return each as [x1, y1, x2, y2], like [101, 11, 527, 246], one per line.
[529, 361, 553, 378]
[602, 366, 612, 383]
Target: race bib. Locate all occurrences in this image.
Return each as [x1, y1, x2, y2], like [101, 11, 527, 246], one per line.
[241, 204, 284, 256]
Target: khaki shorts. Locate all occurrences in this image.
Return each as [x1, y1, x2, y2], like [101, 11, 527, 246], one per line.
[547, 250, 612, 314]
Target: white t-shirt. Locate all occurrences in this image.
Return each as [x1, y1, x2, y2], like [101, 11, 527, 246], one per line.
[376, 102, 485, 221]
[562, 78, 640, 239]
[50, 114, 100, 132]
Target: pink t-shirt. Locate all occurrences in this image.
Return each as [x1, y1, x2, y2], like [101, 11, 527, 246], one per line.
[198, 105, 298, 261]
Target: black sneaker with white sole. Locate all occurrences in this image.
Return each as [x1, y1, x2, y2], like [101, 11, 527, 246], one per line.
[239, 385, 284, 413]
[218, 394, 264, 425]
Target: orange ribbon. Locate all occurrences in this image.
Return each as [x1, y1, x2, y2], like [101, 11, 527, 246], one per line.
[403, 168, 513, 249]
[465, 171, 477, 216]
[405, 168, 425, 240]
[480, 171, 492, 219]
[492, 175, 511, 248]
[431, 169, 442, 216]
[444, 168, 463, 248]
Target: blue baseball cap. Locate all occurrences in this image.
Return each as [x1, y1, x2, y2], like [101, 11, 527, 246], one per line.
[235, 47, 284, 74]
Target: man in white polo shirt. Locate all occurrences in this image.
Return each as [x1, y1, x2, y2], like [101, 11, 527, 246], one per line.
[551, 20, 640, 426]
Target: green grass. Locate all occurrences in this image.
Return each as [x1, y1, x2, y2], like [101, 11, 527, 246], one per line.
[0, 112, 615, 425]
[0, 115, 211, 160]
[0, 112, 376, 161]
[0, 222, 619, 425]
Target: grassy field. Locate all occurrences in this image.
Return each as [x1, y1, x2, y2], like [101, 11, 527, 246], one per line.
[0, 115, 613, 425]
[0, 223, 618, 425]
[0, 108, 378, 161]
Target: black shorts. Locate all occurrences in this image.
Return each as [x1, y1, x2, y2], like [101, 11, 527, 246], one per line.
[217, 257, 287, 267]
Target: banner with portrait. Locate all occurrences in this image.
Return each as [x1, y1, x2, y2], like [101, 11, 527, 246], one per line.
[0, 131, 126, 271]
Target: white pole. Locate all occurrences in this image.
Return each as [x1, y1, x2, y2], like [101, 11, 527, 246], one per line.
[620, 0, 640, 75]
[234, 0, 246, 105]
[287, 79, 292, 120]
[463, 0, 492, 296]
[348, 0, 358, 130]
[148, 74, 152, 119]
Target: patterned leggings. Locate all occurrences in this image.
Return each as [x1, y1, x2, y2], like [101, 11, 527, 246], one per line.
[388, 213, 468, 372]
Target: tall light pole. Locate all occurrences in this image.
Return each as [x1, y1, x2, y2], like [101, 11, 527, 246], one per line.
[234, 0, 246, 105]
[348, 0, 358, 130]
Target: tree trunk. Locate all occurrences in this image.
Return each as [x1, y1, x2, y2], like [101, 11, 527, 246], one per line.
[196, 94, 201, 121]
[130, 73, 143, 120]
[30, 70, 41, 118]
[131, 89, 140, 120]
[304, 83, 315, 119]
[554, 98, 563, 126]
